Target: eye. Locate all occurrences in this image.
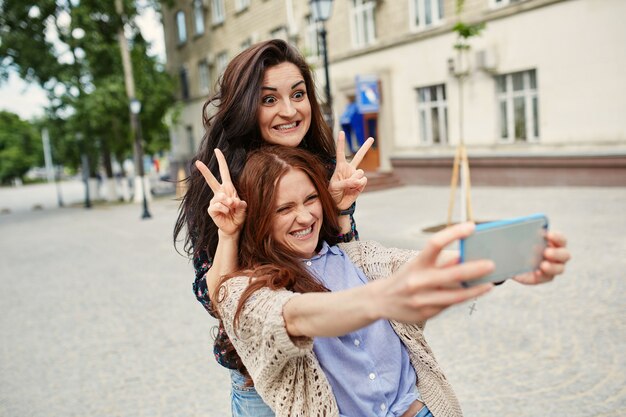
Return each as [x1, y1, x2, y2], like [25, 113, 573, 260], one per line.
[262, 95, 277, 105]
[276, 205, 291, 214]
[305, 194, 318, 203]
[292, 90, 306, 100]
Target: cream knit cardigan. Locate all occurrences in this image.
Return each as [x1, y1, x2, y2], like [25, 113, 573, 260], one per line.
[217, 240, 464, 417]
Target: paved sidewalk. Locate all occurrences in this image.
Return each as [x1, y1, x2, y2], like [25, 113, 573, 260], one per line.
[1, 185, 624, 417]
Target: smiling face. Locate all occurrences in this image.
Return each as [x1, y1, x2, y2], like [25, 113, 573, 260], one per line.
[270, 168, 322, 258]
[257, 62, 312, 147]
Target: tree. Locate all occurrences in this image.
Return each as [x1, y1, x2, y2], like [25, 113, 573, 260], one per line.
[446, 0, 486, 224]
[0, 111, 42, 184]
[0, 0, 174, 180]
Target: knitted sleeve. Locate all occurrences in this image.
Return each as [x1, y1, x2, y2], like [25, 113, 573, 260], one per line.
[216, 277, 314, 380]
[217, 277, 341, 415]
[339, 240, 418, 280]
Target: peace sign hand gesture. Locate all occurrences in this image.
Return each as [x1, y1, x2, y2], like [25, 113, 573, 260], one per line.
[329, 131, 375, 210]
[195, 149, 248, 237]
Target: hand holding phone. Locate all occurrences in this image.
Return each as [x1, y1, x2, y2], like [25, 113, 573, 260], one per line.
[460, 214, 548, 287]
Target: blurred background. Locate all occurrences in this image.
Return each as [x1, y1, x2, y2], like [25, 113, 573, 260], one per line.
[1, 0, 625, 207]
[1, 0, 625, 416]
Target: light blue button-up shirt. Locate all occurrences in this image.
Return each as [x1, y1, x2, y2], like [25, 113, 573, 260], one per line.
[306, 242, 421, 417]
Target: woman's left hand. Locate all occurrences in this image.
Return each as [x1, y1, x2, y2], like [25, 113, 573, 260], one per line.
[195, 149, 247, 237]
[513, 231, 571, 285]
[329, 131, 374, 210]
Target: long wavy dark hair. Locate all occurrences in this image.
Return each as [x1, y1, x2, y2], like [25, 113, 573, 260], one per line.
[173, 39, 335, 260]
[218, 145, 341, 332]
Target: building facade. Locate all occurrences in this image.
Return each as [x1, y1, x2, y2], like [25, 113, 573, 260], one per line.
[162, 0, 626, 186]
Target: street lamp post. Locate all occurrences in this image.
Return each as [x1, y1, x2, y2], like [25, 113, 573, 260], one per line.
[76, 133, 91, 209]
[310, 0, 334, 125]
[81, 152, 92, 209]
[55, 164, 64, 208]
[129, 98, 151, 219]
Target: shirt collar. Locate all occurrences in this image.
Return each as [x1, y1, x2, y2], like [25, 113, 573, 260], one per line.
[305, 241, 342, 261]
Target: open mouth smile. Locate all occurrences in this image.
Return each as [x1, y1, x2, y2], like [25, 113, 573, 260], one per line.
[273, 121, 300, 131]
[290, 225, 313, 239]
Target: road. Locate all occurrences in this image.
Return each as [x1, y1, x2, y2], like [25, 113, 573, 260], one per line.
[1, 183, 624, 416]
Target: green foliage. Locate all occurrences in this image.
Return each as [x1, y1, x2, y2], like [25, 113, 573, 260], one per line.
[452, 22, 486, 40]
[452, 22, 486, 50]
[0, 0, 63, 85]
[452, 0, 486, 50]
[0, 111, 42, 184]
[0, 0, 175, 173]
[131, 35, 176, 155]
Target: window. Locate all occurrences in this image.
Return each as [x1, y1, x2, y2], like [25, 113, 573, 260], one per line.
[176, 11, 187, 44]
[410, 0, 443, 30]
[211, 0, 225, 25]
[490, 0, 523, 8]
[186, 126, 195, 155]
[198, 60, 210, 95]
[193, 0, 205, 35]
[216, 51, 229, 75]
[270, 26, 288, 41]
[416, 85, 448, 145]
[350, 0, 376, 48]
[305, 15, 323, 59]
[240, 38, 252, 51]
[179, 67, 189, 100]
[235, 0, 250, 12]
[495, 69, 539, 142]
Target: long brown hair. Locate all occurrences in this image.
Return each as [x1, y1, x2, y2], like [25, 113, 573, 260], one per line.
[174, 39, 335, 260]
[221, 145, 340, 332]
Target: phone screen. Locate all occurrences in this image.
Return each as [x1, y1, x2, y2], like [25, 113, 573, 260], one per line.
[461, 215, 548, 286]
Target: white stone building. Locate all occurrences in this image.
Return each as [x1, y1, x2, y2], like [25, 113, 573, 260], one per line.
[162, 0, 626, 185]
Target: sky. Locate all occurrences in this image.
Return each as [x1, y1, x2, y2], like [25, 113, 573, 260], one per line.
[0, 6, 166, 121]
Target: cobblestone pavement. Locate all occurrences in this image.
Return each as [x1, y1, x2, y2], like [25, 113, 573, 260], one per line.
[1, 185, 624, 417]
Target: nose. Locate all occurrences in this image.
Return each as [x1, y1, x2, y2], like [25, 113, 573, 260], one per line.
[278, 99, 296, 118]
[295, 205, 314, 224]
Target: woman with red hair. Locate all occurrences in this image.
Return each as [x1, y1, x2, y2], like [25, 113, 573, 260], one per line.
[204, 145, 570, 417]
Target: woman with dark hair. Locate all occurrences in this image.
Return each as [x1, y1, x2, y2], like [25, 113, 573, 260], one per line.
[174, 39, 372, 416]
[210, 146, 570, 417]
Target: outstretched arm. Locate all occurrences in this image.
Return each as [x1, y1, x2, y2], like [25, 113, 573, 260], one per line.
[195, 149, 247, 300]
[283, 223, 495, 338]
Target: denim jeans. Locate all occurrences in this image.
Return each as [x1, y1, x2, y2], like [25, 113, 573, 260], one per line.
[414, 404, 433, 417]
[230, 370, 274, 417]
[230, 368, 431, 417]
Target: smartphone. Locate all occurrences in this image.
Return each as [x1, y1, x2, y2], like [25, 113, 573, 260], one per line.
[460, 214, 549, 287]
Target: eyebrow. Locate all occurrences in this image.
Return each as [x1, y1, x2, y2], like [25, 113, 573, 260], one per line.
[261, 80, 305, 92]
[275, 191, 316, 209]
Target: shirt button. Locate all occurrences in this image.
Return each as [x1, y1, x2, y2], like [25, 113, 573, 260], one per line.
[380, 403, 387, 411]
[306, 261, 312, 266]
[369, 373, 376, 380]
[354, 339, 360, 347]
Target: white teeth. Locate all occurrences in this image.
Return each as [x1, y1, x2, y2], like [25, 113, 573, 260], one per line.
[276, 122, 297, 130]
[291, 226, 312, 238]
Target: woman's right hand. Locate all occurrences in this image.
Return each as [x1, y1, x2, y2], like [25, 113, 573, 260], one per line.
[195, 149, 247, 237]
[374, 223, 495, 323]
[329, 131, 374, 210]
